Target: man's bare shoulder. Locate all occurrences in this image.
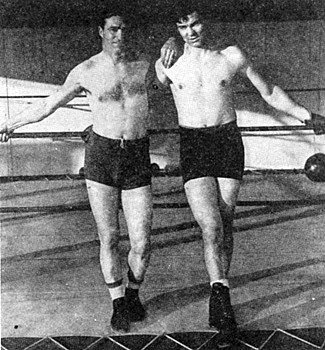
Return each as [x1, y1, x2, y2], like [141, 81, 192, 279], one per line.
[63, 53, 102, 89]
[76, 53, 102, 72]
[221, 45, 246, 61]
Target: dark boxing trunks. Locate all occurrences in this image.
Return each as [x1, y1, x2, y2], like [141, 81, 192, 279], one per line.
[84, 130, 151, 190]
[180, 121, 245, 184]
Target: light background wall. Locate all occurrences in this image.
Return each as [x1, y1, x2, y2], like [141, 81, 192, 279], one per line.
[0, 19, 324, 176]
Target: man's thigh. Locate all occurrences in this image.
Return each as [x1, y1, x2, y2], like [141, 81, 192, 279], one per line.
[122, 185, 152, 237]
[86, 179, 120, 232]
[216, 177, 241, 210]
[184, 177, 222, 227]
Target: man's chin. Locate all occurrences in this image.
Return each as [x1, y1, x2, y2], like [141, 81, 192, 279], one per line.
[188, 40, 202, 48]
[114, 45, 126, 53]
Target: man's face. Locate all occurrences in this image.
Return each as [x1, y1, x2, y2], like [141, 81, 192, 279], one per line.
[176, 12, 205, 48]
[99, 16, 128, 50]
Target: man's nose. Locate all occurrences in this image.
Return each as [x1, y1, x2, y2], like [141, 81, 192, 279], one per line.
[116, 29, 123, 40]
[187, 27, 195, 36]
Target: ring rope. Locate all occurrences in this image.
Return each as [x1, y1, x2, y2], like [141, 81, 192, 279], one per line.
[5, 125, 315, 139]
[0, 169, 305, 183]
[1, 87, 325, 99]
[1, 198, 325, 213]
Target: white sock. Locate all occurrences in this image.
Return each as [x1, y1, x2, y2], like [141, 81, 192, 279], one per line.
[107, 284, 125, 300]
[210, 279, 230, 288]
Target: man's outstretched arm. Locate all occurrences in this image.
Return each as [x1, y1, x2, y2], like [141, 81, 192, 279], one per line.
[233, 46, 325, 135]
[0, 67, 83, 142]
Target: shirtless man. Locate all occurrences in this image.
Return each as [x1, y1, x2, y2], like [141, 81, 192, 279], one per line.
[155, 5, 325, 345]
[0, 10, 176, 333]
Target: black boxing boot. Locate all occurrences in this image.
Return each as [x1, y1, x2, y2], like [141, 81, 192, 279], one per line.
[125, 287, 146, 322]
[209, 283, 237, 347]
[111, 297, 130, 333]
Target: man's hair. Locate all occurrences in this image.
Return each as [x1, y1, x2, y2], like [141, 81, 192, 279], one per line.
[97, 6, 138, 29]
[173, 2, 206, 23]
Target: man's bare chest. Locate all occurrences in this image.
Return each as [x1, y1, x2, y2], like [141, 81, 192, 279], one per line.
[84, 61, 150, 101]
[167, 54, 234, 91]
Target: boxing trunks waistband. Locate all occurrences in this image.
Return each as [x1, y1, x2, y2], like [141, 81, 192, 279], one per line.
[179, 120, 237, 134]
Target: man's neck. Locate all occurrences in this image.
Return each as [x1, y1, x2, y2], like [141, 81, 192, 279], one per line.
[102, 46, 126, 65]
[184, 43, 207, 56]
[184, 36, 217, 55]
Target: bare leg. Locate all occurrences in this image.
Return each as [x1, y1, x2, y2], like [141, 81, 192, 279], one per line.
[86, 180, 122, 285]
[86, 179, 130, 332]
[184, 177, 226, 282]
[216, 178, 241, 277]
[122, 185, 152, 284]
[185, 177, 238, 340]
[122, 185, 152, 322]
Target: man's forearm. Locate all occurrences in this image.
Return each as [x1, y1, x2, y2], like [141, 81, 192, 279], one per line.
[154, 59, 170, 87]
[6, 98, 57, 132]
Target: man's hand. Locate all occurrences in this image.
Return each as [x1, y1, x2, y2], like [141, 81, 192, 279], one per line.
[160, 37, 180, 69]
[0, 124, 12, 142]
[305, 112, 325, 135]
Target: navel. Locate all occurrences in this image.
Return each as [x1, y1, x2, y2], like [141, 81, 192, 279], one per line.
[220, 79, 227, 87]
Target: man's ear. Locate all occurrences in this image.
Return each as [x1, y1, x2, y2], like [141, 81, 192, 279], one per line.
[98, 26, 104, 38]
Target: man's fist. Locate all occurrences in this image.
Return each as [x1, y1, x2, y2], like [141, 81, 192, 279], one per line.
[305, 113, 325, 135]
[0, 124, 12, 142]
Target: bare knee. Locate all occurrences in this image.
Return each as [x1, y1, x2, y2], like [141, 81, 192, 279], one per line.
[98, 229, 120, 250]
[201, 220, 223, 246]
[130, 236, 151, 257]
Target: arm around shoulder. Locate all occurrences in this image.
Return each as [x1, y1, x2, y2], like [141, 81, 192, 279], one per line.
[160, 37, 182, 69]
[154, 59, 171, 89]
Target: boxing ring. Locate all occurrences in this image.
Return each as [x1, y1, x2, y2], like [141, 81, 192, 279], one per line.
[1, 93, 325, 350]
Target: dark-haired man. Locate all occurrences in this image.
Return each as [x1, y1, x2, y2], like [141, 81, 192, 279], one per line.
[155, 6, 325, 346]
[0, 11, 177, 333]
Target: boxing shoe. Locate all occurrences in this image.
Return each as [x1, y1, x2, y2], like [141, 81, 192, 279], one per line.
[125, 287, 146, 322]
[111, 297, 130, 333]
[209, 283, 237, 347]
